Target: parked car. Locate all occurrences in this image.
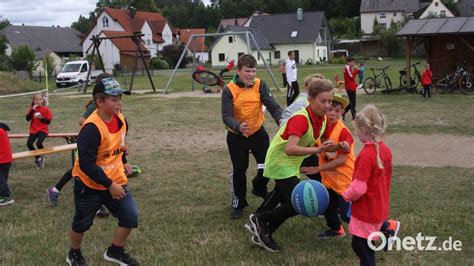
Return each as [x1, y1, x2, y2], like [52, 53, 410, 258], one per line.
[56, 60, 102, 88]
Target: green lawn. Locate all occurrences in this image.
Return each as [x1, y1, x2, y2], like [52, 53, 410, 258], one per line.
[0, 60, 473, 264]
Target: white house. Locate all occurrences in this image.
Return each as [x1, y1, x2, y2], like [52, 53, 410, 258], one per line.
[210, 9, 332, 67]
[417, 0, 455, 18]
[82, 7, 175, 71]
[360, 0, 425, 34]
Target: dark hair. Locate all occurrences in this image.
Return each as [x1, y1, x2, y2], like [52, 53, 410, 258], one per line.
[307, 79, 333, 98]
[346, 56, 355, 63]
[288, 50, 295, 56]
[237, 54, 257, 70]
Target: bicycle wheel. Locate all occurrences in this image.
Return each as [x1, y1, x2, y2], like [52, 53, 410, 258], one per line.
[363, 77, 377, 95]
[459, 73, 474, 95]
[384, 76, 393, 92]
[434, 77, 449, 94]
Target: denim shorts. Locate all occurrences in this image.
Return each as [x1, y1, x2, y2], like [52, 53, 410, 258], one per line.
[71, 178, 139, 233]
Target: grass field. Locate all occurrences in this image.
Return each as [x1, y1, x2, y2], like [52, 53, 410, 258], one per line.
[0, 61, 473, 265]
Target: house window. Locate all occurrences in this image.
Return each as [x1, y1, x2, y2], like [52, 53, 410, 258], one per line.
[218, 53, 225, 62]
[102, 16, 109, 27]
[440, 10, 446, 16]
[228, 36, 233, 43]
[380, 23, 387, 28]
[274, 50, 280, 59]
[291, 31, 298, 37]
[147, 39, 151, 46]
[393, 12, 397, 16]
[428, 11, 435, 16]
[238, 52, 244, 58]
[435, 2, 439, 7]
[379, 12, 386, 18]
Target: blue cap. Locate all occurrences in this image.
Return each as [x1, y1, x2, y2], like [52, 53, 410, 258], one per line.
[93, 78, 131, 96]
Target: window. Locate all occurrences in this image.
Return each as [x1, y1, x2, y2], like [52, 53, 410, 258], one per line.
[440, 10, 446, 16]
[238, 52, 244, 58]
[228, 36, 233, 43]
[147, 39, 151, 46]
[291, 31, 298, 37]
[274, 50, 280, 59]
[102, 16, 109, 27]
[393, 12, 397, 16]
[380, 23, 387, 28]
[379, 12, 386, 18]
[218, 53, 225, 62]
[428, 11, 435, 16]
[80, 64, 88, 73]
[435, 2, 439, 7]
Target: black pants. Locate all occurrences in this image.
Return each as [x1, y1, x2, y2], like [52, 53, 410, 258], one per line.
[282, 73, 288, 87]
[324, 188, 350, 231]
[27, 131, 47, 160]
[256, 176, 299, 233]
[226, 127, 270, 209]
[343, 90, 356, 120]
[301, 154, 321, 182]
[56, 169, 73, 191]
[0, 163, 11, 197]
[352, 235, 376, 266]
[423, 85, 431, 98]
[286, 81, 300, 106]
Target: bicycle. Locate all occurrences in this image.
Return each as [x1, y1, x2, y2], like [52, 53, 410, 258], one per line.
[432, 64, 474, 95]
[398, 61, 421, 93]
[363, 65, 392, 95]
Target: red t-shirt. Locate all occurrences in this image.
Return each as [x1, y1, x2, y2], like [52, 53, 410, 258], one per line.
[421, 69, 432, 86]
[281, 106, 325, 140]
[322, 121, 353, 155]
[344, 65, 359, 91]
[104, 115, 120, 133]
[0, 128, 12, 164]
[351, 141, 392, 223]
[27, 106, 53, 134]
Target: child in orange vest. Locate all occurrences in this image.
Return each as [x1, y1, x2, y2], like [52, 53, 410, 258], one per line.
[66, 77, 138, 265]
[301, 93, 353, 237]
[26, 93, 52, 169]
[0, 122, 14, 206]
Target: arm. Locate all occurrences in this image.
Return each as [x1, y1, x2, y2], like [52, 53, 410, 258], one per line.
[285, 61, 292, 84]
[260, 81, 282, 125]
[26, 108, 34, 121]
[285, 135, 332, 156]
[342, 179, 367, 202]
[77, 124, 113, 188]
[301, 154, 348, 175]
[221, 87, 243, 135]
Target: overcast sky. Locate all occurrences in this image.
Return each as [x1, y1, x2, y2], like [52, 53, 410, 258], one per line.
[0, 0, 98, 27]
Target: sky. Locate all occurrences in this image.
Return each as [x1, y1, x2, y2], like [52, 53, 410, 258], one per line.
[0, 0, 98, 27]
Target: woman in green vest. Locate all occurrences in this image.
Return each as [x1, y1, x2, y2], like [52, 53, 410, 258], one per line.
[245, 78, 335, 252]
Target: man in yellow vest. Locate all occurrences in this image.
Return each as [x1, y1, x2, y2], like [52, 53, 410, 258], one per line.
[67, 77, 139, 266]
[222, 54, 283, 219]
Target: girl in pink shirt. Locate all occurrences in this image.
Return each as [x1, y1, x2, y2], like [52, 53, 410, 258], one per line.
[342, 104, 393, 265]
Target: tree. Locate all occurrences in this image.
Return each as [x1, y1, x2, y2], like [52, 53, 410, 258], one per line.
[383, 23, 402, 56]
[43, 53, 57, 79]
[10, 45, 36, 73]
[71, 12, 96, 34]
[160, 45, 190, 68]
[0, 16, 10, 31]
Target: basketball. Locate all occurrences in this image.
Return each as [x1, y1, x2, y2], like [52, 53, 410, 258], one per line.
[291, 180, 329, 217]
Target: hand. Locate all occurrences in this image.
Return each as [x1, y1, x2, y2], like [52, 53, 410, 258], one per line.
[109, 182, 125, 200]
[239, 122, 250, 137]
[319, 140, 335, 151]
[32, 104, 39, 110]
[34, 112, 43, 119]
[300, 166, 320, 175]
[124, 163, 132, 176]
[338, 141, 350, 152]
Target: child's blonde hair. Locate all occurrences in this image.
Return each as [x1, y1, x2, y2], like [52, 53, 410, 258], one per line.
[303, 73, 325, 88]
[354, 104, 387, 169]
[31, 93, 45, 107]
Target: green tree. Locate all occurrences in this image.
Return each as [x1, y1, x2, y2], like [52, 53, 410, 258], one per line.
[160, 44, 190, 68]
[43, 53, 57, 79]
[383, 23, 402, 56]
[10, 45, 36, 72]
[71, 12, 96, 34]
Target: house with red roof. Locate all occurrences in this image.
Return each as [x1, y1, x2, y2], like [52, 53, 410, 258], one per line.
[82, 7, 176, 71]
[179, 28, 208, 63]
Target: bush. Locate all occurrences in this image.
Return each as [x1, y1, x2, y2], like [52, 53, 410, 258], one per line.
[150, 57, 170, 70]
[159, 45, 190, 69]
[305, 58, 315, 65]
[10, 44, 35, 72]
[329, 56, 347, 64]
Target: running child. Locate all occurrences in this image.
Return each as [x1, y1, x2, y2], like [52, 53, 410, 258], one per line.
[66, 77, 138, 265]
[342, 104, 393, 265]
[26, 93, 52, 169]
[343, 57, 359, 120]
[0, 122, 14, 206]
[245, 78, 334, 252]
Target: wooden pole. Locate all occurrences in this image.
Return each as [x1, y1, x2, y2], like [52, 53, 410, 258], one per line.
[405, 37, 412, 86]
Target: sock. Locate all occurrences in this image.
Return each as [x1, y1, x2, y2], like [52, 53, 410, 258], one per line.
[70, 247, 81, 252]
[109, 243, 124, 252]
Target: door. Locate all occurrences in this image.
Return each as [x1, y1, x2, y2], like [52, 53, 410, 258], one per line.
[294, 50, 300, 64]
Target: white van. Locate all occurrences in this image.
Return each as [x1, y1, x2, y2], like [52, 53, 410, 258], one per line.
[55, 60, 102, 88]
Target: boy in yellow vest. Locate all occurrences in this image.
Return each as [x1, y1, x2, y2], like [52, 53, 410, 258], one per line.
[301, 93, 353, 237]
[222, 54, 282, 219]
[245, 79, 336, 252]
[66, 77, 139, 266]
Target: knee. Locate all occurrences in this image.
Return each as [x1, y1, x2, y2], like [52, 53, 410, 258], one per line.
[26, 142, 35, 150]
[72, 218, 93, 233]
[117, 206, 139, 229]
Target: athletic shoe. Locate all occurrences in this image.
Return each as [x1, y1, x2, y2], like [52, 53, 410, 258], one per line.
[0, 196, 14, 206]
[251, 188, 268, 199]
[317, 226, 346, 238]
[66, 248, 86, 266]
[104, 247, 139, 266]
[230, 208, 243, 219]
[47, 187, 59, 207]
[36, 156, 45, 169]
[96, 206, 110, 218]
[382, 220, 400, 251]
[248, 214, 280, 252]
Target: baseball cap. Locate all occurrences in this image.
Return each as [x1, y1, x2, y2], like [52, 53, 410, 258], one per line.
[92, 77, 131, 96]
[333, 93, 349, 109]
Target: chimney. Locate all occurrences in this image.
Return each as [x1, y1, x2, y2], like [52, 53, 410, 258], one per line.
[234, 18, 238, 25]
[297, 8, 303, 21]
[129, 6, 136, 18]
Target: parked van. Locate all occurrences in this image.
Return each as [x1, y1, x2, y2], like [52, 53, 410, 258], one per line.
[56, 60, 102, 88]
